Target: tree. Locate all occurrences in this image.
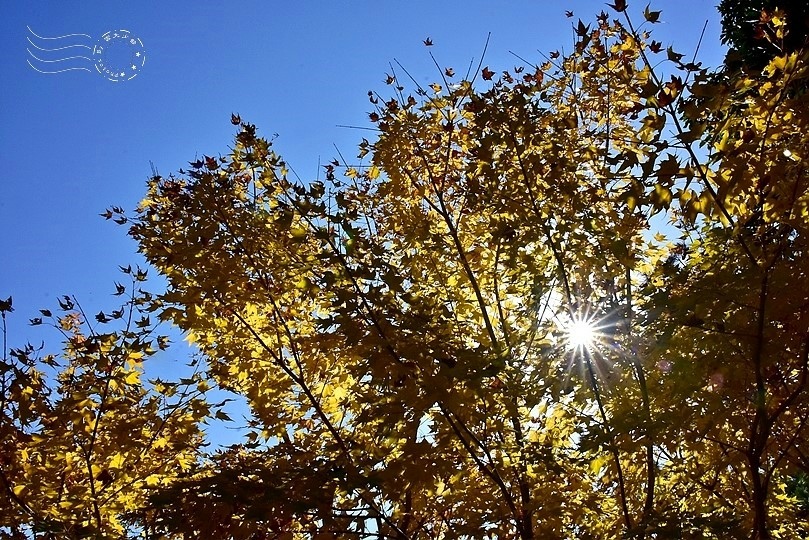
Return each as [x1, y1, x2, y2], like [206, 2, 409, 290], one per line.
[1, 276, 210, 539]
[4, 5, 809, 539]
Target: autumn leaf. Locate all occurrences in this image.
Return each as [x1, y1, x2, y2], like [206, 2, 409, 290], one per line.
[575, 19, 591, 37]
[643, 3, 661, 23]
[667, 46, 685, 63]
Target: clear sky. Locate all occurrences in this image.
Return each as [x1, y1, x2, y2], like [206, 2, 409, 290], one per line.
[0, 0, 724, 411]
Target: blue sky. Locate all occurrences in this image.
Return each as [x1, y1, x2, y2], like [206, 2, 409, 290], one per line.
[0, 1, 724, 437]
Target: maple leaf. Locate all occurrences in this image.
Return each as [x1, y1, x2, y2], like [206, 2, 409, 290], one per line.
[643, 3, 661, 23]
[667, 46, 685, 63]
[481, 66, 495, 80]
[423, 37, 433, 46]
[204, 156, 218, 170]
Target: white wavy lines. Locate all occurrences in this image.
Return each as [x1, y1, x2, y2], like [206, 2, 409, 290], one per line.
[27, 62, 91, 74]
[26, 26, 91, 40]
[26, 26, 92, 74]
[27, 37, 91, 52]
[26, 50, 91, 74]
[27, 50, 91, 63]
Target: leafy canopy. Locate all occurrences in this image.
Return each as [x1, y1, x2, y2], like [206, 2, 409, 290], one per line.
[3, 4, 809, 539]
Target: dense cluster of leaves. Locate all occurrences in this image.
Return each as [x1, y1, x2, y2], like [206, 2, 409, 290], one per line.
[0, 275, 209, 539]
[3, 5, 809, 539]
[718, 0, 809, 69]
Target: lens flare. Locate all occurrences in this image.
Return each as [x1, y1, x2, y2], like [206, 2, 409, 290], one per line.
[565, 315, 599, 351]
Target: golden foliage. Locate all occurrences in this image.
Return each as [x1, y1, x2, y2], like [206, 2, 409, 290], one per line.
[4, 6, 809, 539]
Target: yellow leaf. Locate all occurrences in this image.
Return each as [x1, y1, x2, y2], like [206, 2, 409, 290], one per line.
[332, 386, 347, 401]
[110, 452, 127, 470]
[125, 371, 140, 385]
[590, 456, 607, 474]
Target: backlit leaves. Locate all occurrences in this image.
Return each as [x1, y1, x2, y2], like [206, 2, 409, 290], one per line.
[6, 5, 809, 539]
[0, 281, 208, 538]
[123, 13, 807, 536]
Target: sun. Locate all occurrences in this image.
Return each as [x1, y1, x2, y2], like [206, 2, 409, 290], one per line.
[565, 315, 599, 351]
